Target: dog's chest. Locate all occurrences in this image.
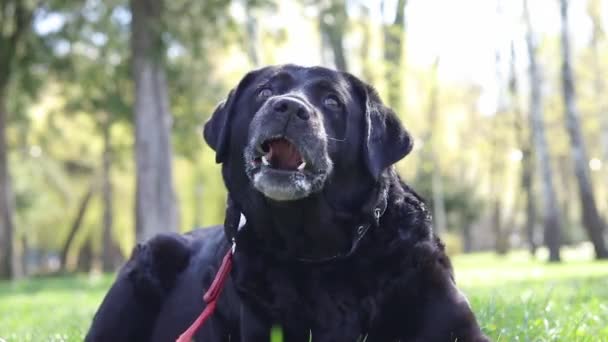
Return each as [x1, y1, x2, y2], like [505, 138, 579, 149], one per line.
[233, 257, 397, 336]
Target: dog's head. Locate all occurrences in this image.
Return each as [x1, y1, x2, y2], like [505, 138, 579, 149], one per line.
[204, 65, 412, 204]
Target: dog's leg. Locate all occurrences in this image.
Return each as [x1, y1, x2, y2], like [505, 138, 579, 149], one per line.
[407, 278, 489, 342]
[86, 233, 190, 342]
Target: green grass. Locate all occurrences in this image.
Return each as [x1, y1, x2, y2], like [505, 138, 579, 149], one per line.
[454, 252, 608, 341]
[0, 274, 113, 342]
[1, 251, 607, 341]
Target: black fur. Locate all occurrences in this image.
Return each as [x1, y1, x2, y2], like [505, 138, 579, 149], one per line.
[86, 65, 488, 342]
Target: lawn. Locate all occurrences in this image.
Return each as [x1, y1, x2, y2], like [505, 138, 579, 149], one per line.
[1, 249, 607, 341]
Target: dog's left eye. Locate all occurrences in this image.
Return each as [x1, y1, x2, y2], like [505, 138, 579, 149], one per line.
[323, 96, 342, 109]
[258, 88, 273, 100]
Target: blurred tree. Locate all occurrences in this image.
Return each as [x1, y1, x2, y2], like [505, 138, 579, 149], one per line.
[48, 0, 132, 271]
[509, 41, 537, 255]
[77, 237, 93, 272]
[459, 88, 486, 252]
[558, 0, 607, 259]
[131, 0, 179, 242]
[425, 57, 447, 234]
[382, 0, 406, 112]
[358, 4, 373, 83]
[491, 0, 508, 254]
[588, 0, 608, 184]
[0, 0, 37, 279]
[100, 114, 118, 271]
[318, 0, 348, 71]
[414, 158, 481, 251]
[60, 182, 96, 270]
[243, 0, 261, 67]
[3, 0, 608, 270]
[167, 0, 240, 230]
[556, 155, 575, 239]
[524, 0, 561, 262]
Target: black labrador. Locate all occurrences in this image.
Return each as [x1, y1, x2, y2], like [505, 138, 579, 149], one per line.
[86, 65, 489, 342]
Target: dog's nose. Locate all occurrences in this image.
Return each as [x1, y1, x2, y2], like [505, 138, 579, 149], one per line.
[272, 97, 310, 120]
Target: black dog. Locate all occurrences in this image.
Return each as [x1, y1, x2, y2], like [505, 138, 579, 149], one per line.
[86, 65, 489, 341]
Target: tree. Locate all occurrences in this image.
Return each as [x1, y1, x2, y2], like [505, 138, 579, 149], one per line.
[131, 0, 180, 242]
[588, 0, 608, 183]
[60, 182, 96, 270]
[508, 42, 537, 255]
[0, 0, 36, 279]
[523, 0, 562, 262]
[318, 0, 348, 71]
[491, 0, 508, 254]
[50, 0, 132, 270]
[358, 4, 373, 82]
[382, 0, 407, 111]
[101, 114, 117, 271]
[426, 57, 447, 234]
[558, 0, 608, 259]
[243, 0, 261, 67]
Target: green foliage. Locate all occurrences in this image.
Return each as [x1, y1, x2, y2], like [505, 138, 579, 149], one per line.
[412, 169, 482, 234]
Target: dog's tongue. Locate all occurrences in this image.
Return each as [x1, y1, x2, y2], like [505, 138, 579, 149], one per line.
[267, 139, 302, 170]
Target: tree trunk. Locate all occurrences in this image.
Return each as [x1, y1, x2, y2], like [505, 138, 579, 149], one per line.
[524, 0, 562, 262]
[359, 4, 374, 83]
[131, 0, 179, 242]
[319, 0, 348, 71]
[382, 0, 407, 111]
[77, 236, 94, 273]
[101, 120, 116, 272]
[0, 0, 33, 280]
[20, 235, 28, 276]
[489, 140, 506, 254]
[559, 0, 608, 259]
[60, 183, 96, 270]
[462, 223, 472, 253]
[243, 0, 260, 67]
[492, 0, 508, 254]
[588, 0, 608, 187]
[0, 90, 15, 279]
[509, 41, 537, 255]
[602, 103, 608, 173]
[522, 147, 537, 254]
[427, 58, 447, 234]
[557, 155, 574, 236]
[493, 202, 509, 254]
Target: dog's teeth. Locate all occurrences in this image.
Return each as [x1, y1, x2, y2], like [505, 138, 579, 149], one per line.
[262, 156, 271, 166]
[297, 162, 306, 171]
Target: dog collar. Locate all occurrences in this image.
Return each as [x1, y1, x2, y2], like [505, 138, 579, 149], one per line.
[295, 179, 388, 263]
[222, 177, 389, 264]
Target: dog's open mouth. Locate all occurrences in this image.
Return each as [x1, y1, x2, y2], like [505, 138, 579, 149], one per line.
[245, 133, 331, 201]
[256, 138, 307, 171]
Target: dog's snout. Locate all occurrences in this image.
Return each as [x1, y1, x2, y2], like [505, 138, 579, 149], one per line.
[272, 97, 310, 121]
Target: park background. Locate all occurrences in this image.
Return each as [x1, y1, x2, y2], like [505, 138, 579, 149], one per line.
[1, 0, 608, 340]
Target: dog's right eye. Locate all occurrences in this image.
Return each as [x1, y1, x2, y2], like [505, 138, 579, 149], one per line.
[258, 88, 273, 100]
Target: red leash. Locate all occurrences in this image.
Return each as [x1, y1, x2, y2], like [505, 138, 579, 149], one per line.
[176, 243, 235, 342]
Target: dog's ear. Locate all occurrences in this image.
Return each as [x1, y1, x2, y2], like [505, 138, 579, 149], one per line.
[204, 70, 259, 163]
[204, 93, 235, 164]
[351, 77, 413, 179]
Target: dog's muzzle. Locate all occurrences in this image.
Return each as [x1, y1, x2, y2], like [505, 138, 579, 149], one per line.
[244, 95, 333, 201]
